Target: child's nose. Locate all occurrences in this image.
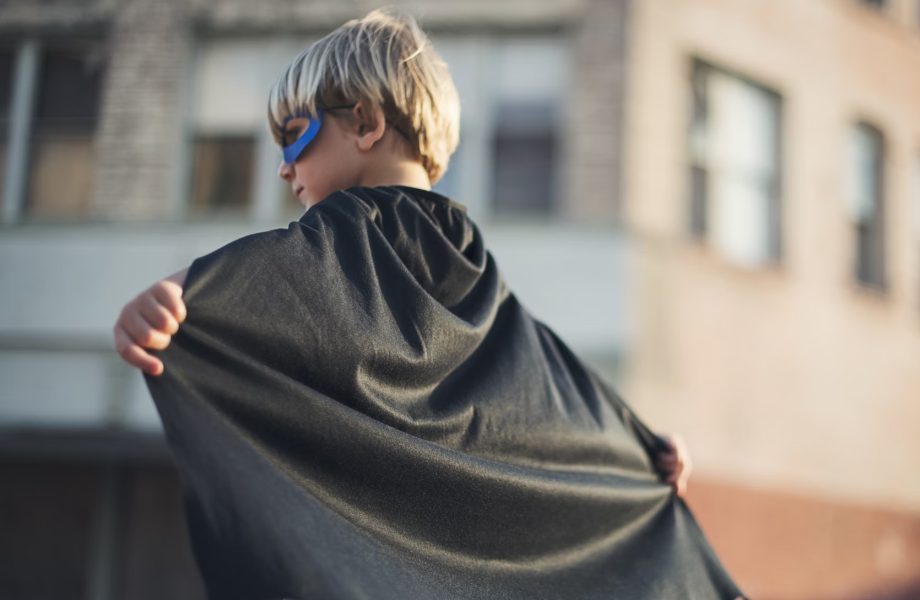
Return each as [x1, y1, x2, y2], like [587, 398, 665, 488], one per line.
[278, 161, 294, 181]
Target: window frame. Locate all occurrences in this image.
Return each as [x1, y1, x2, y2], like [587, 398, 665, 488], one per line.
[847, 121, 888, 292]
[685, 57, 785, 267]
[1, 37, 107, 225]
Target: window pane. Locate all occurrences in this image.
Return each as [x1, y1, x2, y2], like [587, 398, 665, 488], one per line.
[846, 124, 881, 223]
[33, 48, 102, 129]
[27, 136, 96, 218]
[490, 39, 565, 217]
[0, 50, 13, 206]
[189, 136, 255, 215]
[493, 132, 556, 215]
[494, 38, 568, 104]
[689, 165, 707, 237]
[0, 50, 12, 117]
[848, 123, 885, 289]
[492, 102, 558, 215]
[191, 40, 310, 220]
[688, 64, 708, 238]
[26, 44, 105, 219]
[688, 61, 781, 267]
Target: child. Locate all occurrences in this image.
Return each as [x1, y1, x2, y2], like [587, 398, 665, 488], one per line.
[114, 9, 743, 599]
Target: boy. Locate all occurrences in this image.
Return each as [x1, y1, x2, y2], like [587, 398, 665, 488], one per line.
[114, 9, 743, 599]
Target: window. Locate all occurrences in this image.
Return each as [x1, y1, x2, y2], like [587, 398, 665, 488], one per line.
[0, 40, 105, 222]
[490, 39, 566, 218]
[687, 60, 783, 268]
[188, 39, 318, 221]
[188, 40, 265, 218]
[26, 44, 105, 219]
[492, 101, 558, 215]
[433, 35, 567, 221]
[0, 49, 13, 205]
[845, 123, 886, 290]
[189, 135, 255, 216]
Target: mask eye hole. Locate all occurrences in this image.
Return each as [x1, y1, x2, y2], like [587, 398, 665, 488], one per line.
[280, 116, 314, 147]
[281, 123, 306, 147]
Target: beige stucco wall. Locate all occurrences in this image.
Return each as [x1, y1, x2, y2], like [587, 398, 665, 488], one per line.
[621, 0, 920, 512]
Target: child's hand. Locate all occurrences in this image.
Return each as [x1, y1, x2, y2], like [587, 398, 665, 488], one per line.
[655, 432, 692, 498]
[113, 268, 188, 376]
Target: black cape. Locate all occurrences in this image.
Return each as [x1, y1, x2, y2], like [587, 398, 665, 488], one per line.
[144, 185, 745, 600]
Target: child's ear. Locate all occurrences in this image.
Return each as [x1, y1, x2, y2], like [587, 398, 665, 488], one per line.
[352, 101, 386, 152]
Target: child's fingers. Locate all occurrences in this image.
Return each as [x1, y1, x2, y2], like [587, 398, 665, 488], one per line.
[139, 293, 181, 335]
[663, 471, 687, 496]
[113, 325, 164, 375]
[151, 282, 187, 323]
[659, 434, 676, 452]
[670, 434, 690, 459]
[659, 433, 692, 471]
[124, 311, 173, 350]
[657, 463, 677, 477]
[656, 455, 680, 471]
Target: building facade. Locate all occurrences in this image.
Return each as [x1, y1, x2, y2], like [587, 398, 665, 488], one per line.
[3, 0, 919, 598]
[621, 0, 920, 598]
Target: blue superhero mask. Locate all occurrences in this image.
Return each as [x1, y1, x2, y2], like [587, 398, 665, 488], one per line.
[280, 103, 358, 165]
[281, 111, 324, 166]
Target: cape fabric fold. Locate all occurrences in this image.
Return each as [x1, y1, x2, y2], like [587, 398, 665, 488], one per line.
[144, 185, 745, 600]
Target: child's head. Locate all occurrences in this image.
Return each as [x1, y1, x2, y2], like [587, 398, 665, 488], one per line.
[268, 9, 460, 207]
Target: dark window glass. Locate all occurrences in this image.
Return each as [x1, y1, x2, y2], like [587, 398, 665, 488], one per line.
[189, 136, 255, 216]
[26, 43, 105, 219]
[850, 123, 886, 290]
[32, 49, 102, 129]
[0, 50, 13, 206]
[688, 63, 708, 239]
[689, 165, 707, 237]
[0, 49, 13, 116]
[492, 102, 557, 216]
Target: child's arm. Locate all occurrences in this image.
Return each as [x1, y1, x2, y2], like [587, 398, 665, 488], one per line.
[113, 267, 188, 376]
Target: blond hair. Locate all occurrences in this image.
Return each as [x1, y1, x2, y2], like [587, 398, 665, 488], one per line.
[267, 9, 460, 183]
